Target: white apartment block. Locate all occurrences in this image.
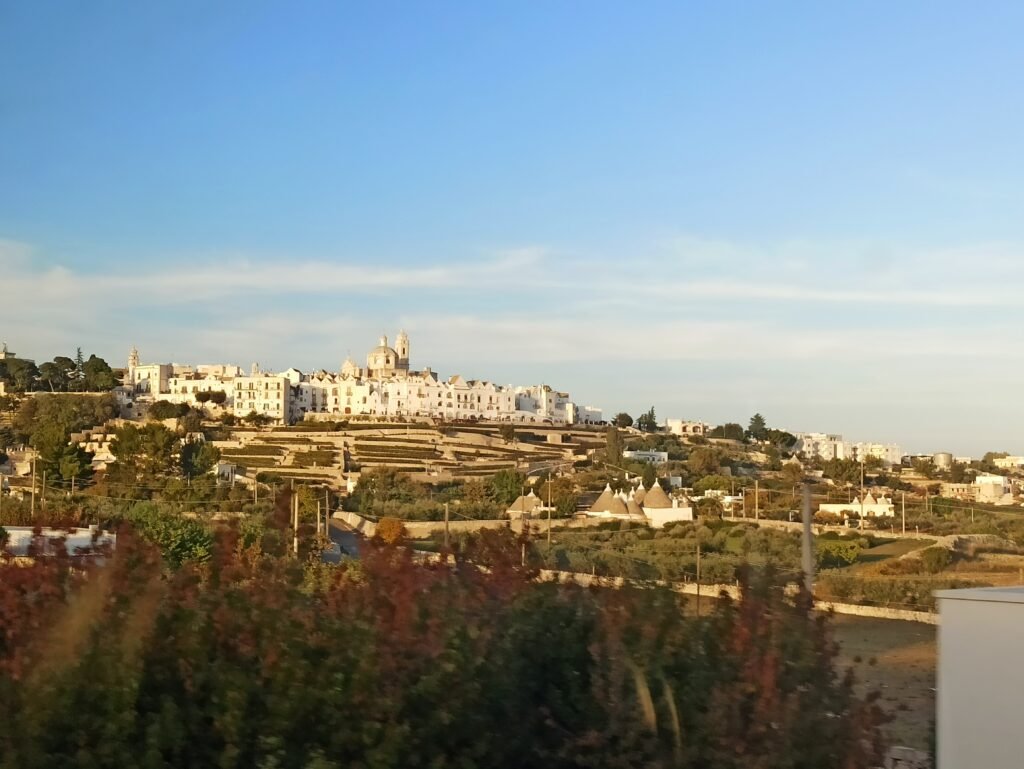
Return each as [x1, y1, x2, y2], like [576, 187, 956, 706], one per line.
[233, 372, 289, 423]
[793, 432, 901, 466]
[793, 433, 847, 460]
[122, 332, 601, 427]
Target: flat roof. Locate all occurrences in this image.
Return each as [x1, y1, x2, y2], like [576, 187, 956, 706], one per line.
[935, 586, 1024, 605]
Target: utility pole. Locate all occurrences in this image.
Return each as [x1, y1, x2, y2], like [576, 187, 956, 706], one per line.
[71, 474, 76, 495]
[444, 502, 450, 550]
[317, 500, 322, 536]
[754, 480, 759, 521]
[292, 484, 299, 556]
[30, 457, 36, 517]
[901, 491, 906, 536]
[860, 460, 865, 522]
[41, 471, 46, 511]
[801, 484, 815, 595]
[547, 476, 553, 546]
[695, 538, 702, 618]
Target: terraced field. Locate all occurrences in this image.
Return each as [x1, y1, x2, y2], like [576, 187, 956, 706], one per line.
[213, 422, 600, 486]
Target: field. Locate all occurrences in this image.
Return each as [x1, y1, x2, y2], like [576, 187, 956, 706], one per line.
[831, 615, 936, 751]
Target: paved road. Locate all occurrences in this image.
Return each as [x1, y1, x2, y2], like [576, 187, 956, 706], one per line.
[323, 519, 361, 563]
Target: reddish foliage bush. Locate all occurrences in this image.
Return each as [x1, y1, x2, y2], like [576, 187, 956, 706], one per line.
[0, 522, 886, 768]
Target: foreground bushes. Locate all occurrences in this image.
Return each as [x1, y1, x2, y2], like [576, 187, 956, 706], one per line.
[0, 521, 886, 768]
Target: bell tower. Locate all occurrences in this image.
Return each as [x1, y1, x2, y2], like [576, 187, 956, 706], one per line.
[395, 330, 409, 370]
[127, 346, 139, 388]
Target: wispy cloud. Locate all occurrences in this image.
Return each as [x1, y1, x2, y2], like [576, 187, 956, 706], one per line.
[2, 245, 548, 306]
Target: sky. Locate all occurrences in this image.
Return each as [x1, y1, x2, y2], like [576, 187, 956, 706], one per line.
[1, 1, 1022, 456]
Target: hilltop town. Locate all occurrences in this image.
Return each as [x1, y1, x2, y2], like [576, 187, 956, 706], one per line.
[123, 331, 603, 426]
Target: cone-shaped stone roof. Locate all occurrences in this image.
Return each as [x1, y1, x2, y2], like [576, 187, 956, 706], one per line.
[589, 484, 617, 513]
[643, 482, 673, 509]
[607, 496, 628, 516]
[627, 499, 645, 518]
[634, 484, 647, 504]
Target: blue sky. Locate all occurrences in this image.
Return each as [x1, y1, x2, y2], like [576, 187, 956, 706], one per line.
[2, 1, 1022, 455]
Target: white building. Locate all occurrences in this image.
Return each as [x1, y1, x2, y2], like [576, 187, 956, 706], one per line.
[665, 419, 709, 437]
[233, 370, 289, 424]
[937, 586, 1024, 769]
[586, 482, 694, 528]
[992, 455, 1024, 470]
[849, 442, 902, 466]
[794, 432, 847, 460]
[793, 432, 901, 466]
[974, 473, 1014, 504]
[622, 450, 668, 464]
[818, 493, 895, 518]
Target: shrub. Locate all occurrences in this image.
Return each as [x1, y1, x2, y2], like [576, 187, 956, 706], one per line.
[149, 400, 189, 420]
[920, 546, 953, 574]
[816, 540, 862, 569]
[375, 516, 407, 545]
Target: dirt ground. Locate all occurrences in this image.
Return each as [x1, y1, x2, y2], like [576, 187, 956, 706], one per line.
[830, 614, 936, 751]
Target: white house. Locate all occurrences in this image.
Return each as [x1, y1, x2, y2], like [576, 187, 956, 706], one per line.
[818, 493, 895, 518]
[622, 450, 669, 464]
[974, 473, 1014, 504]
[665, 419, 709, 437]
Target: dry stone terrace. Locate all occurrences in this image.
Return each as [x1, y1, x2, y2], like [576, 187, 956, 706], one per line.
[213, 422, 605, 488]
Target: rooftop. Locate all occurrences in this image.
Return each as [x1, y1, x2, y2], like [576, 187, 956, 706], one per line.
[936, 586, 1024, 605]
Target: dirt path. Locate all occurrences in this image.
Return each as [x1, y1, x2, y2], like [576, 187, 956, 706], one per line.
[831, 614, 936, 751]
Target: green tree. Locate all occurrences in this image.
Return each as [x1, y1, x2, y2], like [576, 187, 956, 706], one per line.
[499, 423, 516, 443]
[747, 413, 768, 441]
[12, 393, 116, 481]
[708, 422, 745, 441]
[696, 496, 724, 518]
[765, 428, 797, 450]
[348, 467, 420, 514]
[640, 462, 657, 488]
[37, 357, 75, 392]
[692, 474, 733, 493]
[181, 441, 220, 477]
[244, 410, 273, 426]
[107, 423, 180, 494]
[635, 406, 657, 432]
[822, 458, 862, 486]
[0, 358, 39, 392]
[72, 347, 85, 391]
[490, 468, 525, 506]
[612, 412, 633, 428]
[781, 462, 804, 485]
[55, 444, 93, 485]
[687, 446, 721, 476]
[82, 354, 117, 391]
[604, 426, 623, 464]
[149, 400, 189, 420]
